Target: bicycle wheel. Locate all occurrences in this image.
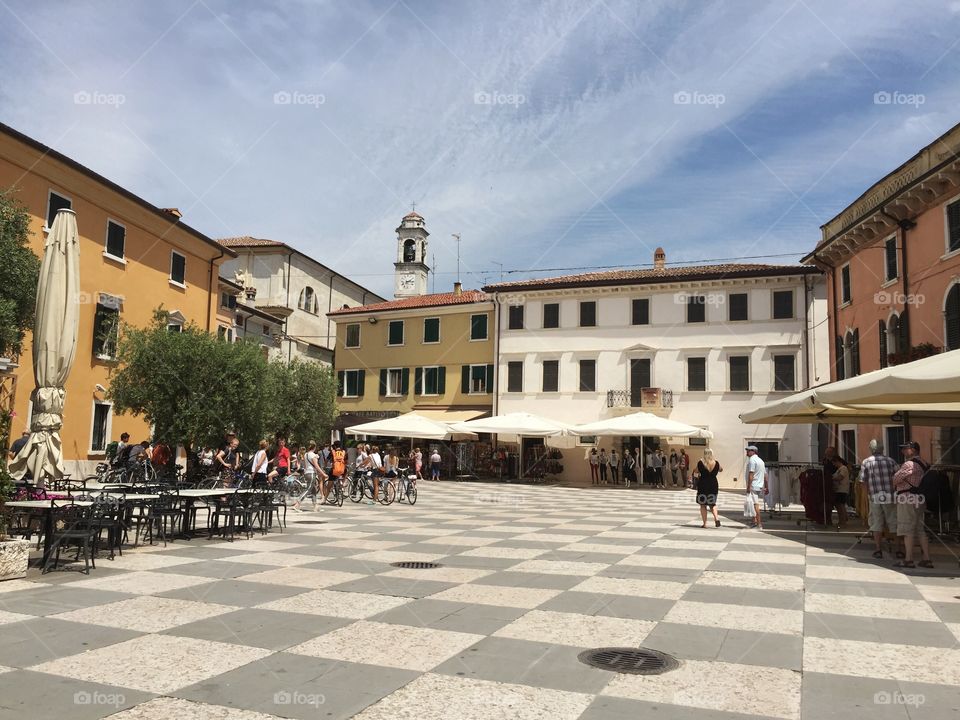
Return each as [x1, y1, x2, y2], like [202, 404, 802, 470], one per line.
[333, 480, 345, 507]
[379, 480, 396, 505]
[349, 477, 364, 503]
[406, 482, 417, 505]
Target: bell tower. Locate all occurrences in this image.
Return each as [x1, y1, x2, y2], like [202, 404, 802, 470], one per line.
[394, 208, 430, 298]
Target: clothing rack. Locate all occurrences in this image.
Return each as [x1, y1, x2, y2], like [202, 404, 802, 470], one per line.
[763, 462, 822, 519]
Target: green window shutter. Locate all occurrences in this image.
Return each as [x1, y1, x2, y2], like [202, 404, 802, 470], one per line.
[485, 364, 494, 393]
[337, 371, 345, 397]
[379, 369, 387, 396]
[461, 366, 470, 394]
[415, 367, 423, 395]
[357, 370, 365, 397]
[835, 336, 845, 380]
[401, 367, 410, 395]
[438, 366, 446, 395]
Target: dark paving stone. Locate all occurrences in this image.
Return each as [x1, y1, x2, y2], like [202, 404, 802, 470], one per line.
[151, 559, 277, 579]
[804, 612, 956, 648]
[708, 559, 805, 576]
[163, 608, 351, 650]
[25, 564, 130, 584]
[441, 555, 526, 570]
[324, 575, 454, 599]
[0, 670, 154, 720]
[0, 586, 135, 617]
[156, 545, 253, 560]
[580, 695, 785, 720]
[471, 571, 584, 591]
[156, 579, 308, 606]
[0, 617, 142, 667]
[681, 584, 802, 610]
[273, 544, 360, 558]
[175, 652, 418, 720]
[539, 591, 673, 622]
[600, 565, 702, 584]
[433, 636, 613, 694]
[930, 601, 960, 623]
[804, 579, 922, 599]
[801, 672, 915, 720]
[301, 557, 394, 575]
[538, 550, 635, 565]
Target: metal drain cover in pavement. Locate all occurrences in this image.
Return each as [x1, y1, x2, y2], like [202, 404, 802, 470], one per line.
[578, 647, 679, 675]
[390, 561, 442, 569]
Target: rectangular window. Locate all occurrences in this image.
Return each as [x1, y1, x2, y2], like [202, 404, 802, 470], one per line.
[469, 364, 489, 393]
[220, 291, 237, 309]
[507, 361, 523, 392]
[631, 298, 650, 325]
[388, 319, 404, 346]
[542, 360, 559, 392]
[105, 220, 125, 259]
[948, 200, 960, 253]
[423, 317, 440, 343]
[840, 265, 851, 304]
[543, 303, 560, 328]
[687, 357, 706, 391]
[470, 314, 488, 340]
[579, 301, 596, 327]
[341, 369, 364, 397]
[421, 366, 443, 395]
[773, 355, 796, 391]
[884, 426, 906, 460]
[345, 323, 360, 348]
[840, 429, 857, 464]
[772, 289, 794, 319]
[170, 251, 186, 286]
[385, 368, 403, 396]
[46, 190, 71, 229]
[728, 293, 748, 321]
[686, 295, 706, 323]
[579, 359, 596, 392]
[168, 323, 183, 333]
[729, 356, 750, 392]
[884, 236, 898, 282]
[216, 326, 232, 341]
[91, 402, 111, 452]
[630, 358, 651, 406]
[508, 305, 524, 330]
[93, 296, 120, 359]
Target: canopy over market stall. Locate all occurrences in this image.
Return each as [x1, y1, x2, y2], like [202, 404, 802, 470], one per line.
[569, 411, 713, 439]
[346, 412, 477, 440]
[451, 412, 571, 437]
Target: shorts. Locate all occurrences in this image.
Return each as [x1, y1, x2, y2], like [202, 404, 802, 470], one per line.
[868, 501, 897, 533]
[748, 489, 764, 506]
[834, 492, 848, 505]
[896, 494, 926, 537]
[275, 466, 289, 478]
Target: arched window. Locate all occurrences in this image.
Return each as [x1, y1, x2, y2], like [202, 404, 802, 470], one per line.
[887, 313, 900, 357]
[403, 239, 416, 262]
[946, 283, 960, 351]
[878, 319, 888, 369]
[298, 286, 317, 314]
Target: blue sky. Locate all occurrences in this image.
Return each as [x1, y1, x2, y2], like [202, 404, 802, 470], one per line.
[1, 0, 959, 298]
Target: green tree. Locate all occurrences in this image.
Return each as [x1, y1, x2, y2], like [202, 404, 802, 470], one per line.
[264, 358, 337, 447]
[107, 309, 271, 462]
[0, 191, 41, 358]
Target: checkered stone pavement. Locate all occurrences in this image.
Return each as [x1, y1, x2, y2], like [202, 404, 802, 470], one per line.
[1, 484, 958, 719]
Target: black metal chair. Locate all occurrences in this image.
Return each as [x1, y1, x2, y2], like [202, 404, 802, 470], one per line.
[43, 504, 97, 574]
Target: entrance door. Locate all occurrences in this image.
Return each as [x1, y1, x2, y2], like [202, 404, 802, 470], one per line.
[840, 430, 857, 464]
[629, 359, 651, 407]
[884, 426, 906, 461]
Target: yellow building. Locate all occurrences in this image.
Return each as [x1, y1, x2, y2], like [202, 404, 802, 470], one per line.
[328, 285, 495, 426]
[0, 122, 234, 473]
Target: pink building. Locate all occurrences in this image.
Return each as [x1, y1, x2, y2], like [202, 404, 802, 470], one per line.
[804, 121, 960, 465]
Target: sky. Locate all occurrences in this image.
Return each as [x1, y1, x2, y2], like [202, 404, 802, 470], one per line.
[1, 0, 959, 298]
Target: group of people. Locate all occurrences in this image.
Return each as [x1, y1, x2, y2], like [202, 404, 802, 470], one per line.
[108, 432, 174, 474]
[587, 446, 691, 488]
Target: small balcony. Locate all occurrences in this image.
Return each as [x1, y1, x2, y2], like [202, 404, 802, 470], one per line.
[607, 387, 673, 410]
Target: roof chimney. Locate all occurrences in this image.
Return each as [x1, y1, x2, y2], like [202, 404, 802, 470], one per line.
[453, 281, 463, 296]
[162, 208, 182, 219]
[653, 247, 666, 271]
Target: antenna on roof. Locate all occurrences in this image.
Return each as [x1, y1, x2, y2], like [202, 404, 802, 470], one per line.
[431, 253, 436, 294]
[451, 233, 461, 283]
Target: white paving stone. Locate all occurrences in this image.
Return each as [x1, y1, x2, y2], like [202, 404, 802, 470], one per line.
[256, 588, 412, 618]
[429, 583, 561, 609]
[571, 575, 688, 600]
[803, 637, 960, 685]
[665, 600, 803, 635]
[493, 609, 655, 647]
[806, 592, 940, 622]
[50, 595, 238, 632]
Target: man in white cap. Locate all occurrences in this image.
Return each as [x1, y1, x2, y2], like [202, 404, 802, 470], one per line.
[745, 445, 767, 529]
[892, 440, 933, 568]
[859, 439, 901, 559]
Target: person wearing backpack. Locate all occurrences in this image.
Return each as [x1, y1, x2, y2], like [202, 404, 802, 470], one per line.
[892, 441, 933, 569]
[327, 441, 347, 501]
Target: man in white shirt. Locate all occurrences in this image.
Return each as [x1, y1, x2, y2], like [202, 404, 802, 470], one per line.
[745, 445, 767, 529]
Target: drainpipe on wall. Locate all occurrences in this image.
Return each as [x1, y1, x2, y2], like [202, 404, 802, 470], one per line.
[810, 252, 838, 451]
[803, 275, 811, 389]
[492, 292, 501, 456]
[207, 248, 225, 332]
[286, 251, 294, 365]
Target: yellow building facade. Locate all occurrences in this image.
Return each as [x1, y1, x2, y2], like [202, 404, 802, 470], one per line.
[0, 122, 234, 471]
[328, 289, 495, 424]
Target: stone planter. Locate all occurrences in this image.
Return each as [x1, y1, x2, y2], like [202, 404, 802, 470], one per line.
[0, 538, 31, 581]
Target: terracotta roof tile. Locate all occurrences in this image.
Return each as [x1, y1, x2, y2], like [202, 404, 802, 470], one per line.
[483, 263, 818, 291]
[218, 236, 287, 248]
[329, 290, 489, 316]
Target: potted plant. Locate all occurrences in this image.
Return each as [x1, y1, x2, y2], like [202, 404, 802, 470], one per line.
[0, 464, 31, 581]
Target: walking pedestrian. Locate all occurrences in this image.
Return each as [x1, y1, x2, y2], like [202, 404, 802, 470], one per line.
[830, 456, 851, 529]
[327, 441, 347, 501]
[609, 448, 620, 485]
[414, 447, 423, 480]
[859, 439, 902, 559]
[695, 448, 722, 527]
[623, 449, 636, 486]
[598, 448, 608, 484]
[588, 447, 600, 485]
[893, 441, 933, 569]
[669, 449, 679, 487]
[430, 447, 442, 481]
[745, 445, 767, 529]
[679, 448, 690, 487]
[293, 442, 326, 511]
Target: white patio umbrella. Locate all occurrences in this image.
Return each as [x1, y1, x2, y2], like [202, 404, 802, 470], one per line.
[569, 411, 713, 439]
[741, 388, 960, 426]
[10, 209, 80, 483]
[812, 348, 960, 405]
[450, 412, 571, 437]
[346, 412, 477, 440]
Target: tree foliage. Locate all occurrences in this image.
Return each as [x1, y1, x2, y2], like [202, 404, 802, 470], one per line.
[0, 191, 41, 358]
[107, 308, 338, 458]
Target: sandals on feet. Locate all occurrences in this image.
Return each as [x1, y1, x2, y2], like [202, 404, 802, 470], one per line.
[893, 560, 915, 568]
[895, 551, 906, 559]
[871, 550, 883, 559]
[918, 560, 934, 568]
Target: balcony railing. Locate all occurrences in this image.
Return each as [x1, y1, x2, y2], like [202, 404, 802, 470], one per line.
[607, 387, 673, 409]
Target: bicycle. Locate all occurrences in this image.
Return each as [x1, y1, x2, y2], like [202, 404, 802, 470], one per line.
[393, 465, 417, 505]
[348, 467, 395, 505]
[321, 474, 345, 507]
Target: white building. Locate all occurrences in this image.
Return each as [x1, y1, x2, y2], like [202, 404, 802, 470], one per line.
[486, 249, 829, 486]
[219, 237, 384, 365]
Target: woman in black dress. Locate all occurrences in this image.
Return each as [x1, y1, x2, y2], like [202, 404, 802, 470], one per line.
[695, 448, 722, 527]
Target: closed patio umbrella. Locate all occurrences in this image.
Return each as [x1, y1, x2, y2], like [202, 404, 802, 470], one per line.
[9, 209, 80, 483]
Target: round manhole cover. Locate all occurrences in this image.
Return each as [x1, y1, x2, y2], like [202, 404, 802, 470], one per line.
[578, 647, 679, 675]
[390, 561, 442, 569]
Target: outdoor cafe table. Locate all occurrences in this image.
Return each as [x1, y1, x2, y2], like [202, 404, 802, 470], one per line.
[174, 488, 260, 536]
[4, 499, 95, 567]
